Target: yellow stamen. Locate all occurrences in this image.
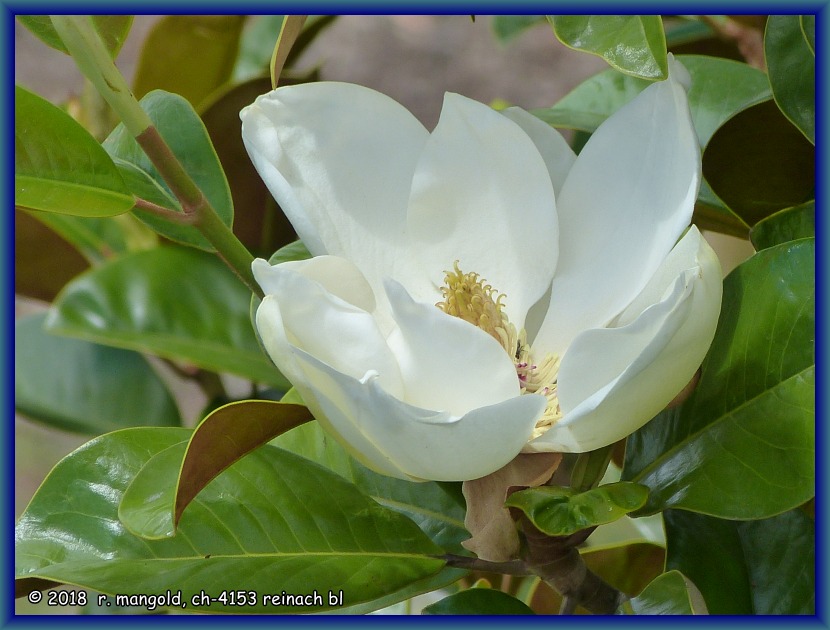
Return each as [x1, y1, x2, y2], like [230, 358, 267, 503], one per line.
[436, 261, 562, 436]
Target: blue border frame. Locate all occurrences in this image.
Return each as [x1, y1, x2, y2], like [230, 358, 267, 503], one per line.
[6, 2, 828, 627]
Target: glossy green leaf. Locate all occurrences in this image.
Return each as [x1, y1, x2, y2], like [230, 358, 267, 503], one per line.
[505, 483, 649, 537]
[423, 588, 535, 615]
[625, 239, 815, 518]
[17, 15, 132, 57]
[175, 400, 312, 527]
[15, 86, 134, 217]
[275, 420, 468, 553]
[621, 570, 707, 615]
[765, 15, 815, 144]
[15, 313, 181, 434]
[45, 245, 290, 389]
[103, 90, 234, 251]
[550, 15, 667, 80]
[133, 16, 245, 108]
[703, 99, 814, 226]
[272, 419, 469, 613]
[491, 16, 544, 43]
[16, 428, 445, 613]
[664, 509, 814, 614]
[533, 55, 771, 236]
[750, 201, 815, 251]
[800, 15, 815, 54]
[270, 16, 307, 89]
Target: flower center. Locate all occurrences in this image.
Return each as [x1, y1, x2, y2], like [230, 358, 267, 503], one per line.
[436, 262, 562, 436]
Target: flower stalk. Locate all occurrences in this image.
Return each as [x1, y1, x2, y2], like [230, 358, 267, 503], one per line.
[520, 518, 624, 614]
[50, 15, 262, 298]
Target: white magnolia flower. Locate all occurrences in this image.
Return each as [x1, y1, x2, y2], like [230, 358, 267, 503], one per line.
[241, 56, 722, 482]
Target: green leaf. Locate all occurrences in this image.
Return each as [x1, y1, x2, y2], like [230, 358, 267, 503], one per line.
[268, 239, 312, 265]
[664, 509, 814, 614]
[15, 86, 134, 218]
[621, 570, 707, 615]
[491, 16, 544, 43]
[232, 16, 285, 82]
[272, 418, 470, 614]
[423, 588, 535, 615]
[103, 90, 234, 251]
[800, 15, 815, 54]
[703, 99, 814, 226]
[15, 313, 181, 434]
[133, 16, 245, 108]
[750, 200, 815, 251]
[16, 428, 445, 613]
[17, 15, 133, 58]
[765, 15, 815, 144]
[549, 15, 667, 80]
[505, 483, 649, 537]
[44, 245, 290, 389]
[625, 239, 815, 518]
[174, 400, 313, 528]
[275, 421, 468, 553]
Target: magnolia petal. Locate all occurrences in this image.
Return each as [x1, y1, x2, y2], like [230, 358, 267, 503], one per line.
[288, 353, 411, 479]
[254, 262, 403, 398]
[534, 56, 701, 356]
[291, 348, 547, 481]
[253, 256, 376, 314]
[406, 92, 558, 327]
[384, 279, 525, 417]
[529, 232, 722, 453]
[500, 106, 577, 197]
[241, 81, 429, 285]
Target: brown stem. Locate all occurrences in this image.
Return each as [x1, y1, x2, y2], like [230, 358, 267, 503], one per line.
[520, 518, 623, 614]
[133, 197, 196, 225]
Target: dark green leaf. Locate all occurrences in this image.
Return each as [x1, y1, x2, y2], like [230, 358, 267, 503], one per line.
[800, 15, 815, 54]
[621, 570, 707, 614]
[491, 16, 544, 43]
[175, 400, 312, 527]
[275, 420, 468, 553]
[550, 15, 667, 80]
[765, 15, 815, 144]
[423, 588, 535, 615]
[15, 313, 181, 434]
[133, 16, 245, 108]
[17, 15, 133, 57]
[15, 86, 134, 217]
[664, 509, 814, 614]
[703, 99, 814, 226]
[45, 245, 290, 389]
[505, 483, 648, 537]
[103, 90, 234, 250]
[626, 239, 815, 518]
[750, 201, 815, 251]
[16, 428, 445, 613]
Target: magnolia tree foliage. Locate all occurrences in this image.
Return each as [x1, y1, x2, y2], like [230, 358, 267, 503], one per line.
[15, 15, 815, 616]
